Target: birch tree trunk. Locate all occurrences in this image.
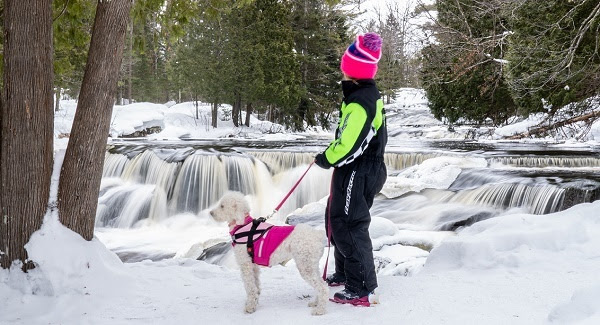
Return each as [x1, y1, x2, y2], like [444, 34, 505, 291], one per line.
[58, 0, 132, 240]
[0, 0, 54, 270]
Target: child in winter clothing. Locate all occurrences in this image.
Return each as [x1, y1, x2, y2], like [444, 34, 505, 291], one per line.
[314, 32, 387, 306]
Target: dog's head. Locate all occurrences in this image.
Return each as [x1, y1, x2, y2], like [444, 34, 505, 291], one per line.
[209, 191, 250, 225]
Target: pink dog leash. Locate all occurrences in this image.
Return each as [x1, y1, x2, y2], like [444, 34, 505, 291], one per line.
[259, 161, 336, 281]
[263, 161, 315, 221]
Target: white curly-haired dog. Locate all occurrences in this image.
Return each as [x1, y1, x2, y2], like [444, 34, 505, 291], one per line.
[210, 191, 327, 315]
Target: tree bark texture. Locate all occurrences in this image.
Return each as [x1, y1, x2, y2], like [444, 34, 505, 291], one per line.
[127, 8, 134, 104]
[58, 0, 132, 241]
[0, 0, 54, 270]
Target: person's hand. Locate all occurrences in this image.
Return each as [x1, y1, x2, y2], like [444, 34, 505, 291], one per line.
[314, 153, 331, 169]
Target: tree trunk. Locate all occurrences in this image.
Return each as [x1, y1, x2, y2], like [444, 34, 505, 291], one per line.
[194, 94, 199, 119]
[244, 102, 252, 127]
[0, 0, 54, 270]
[55, 88, 61, 112]
[212, 102, 218, 128]
[268, 105, 273, 122]
[58, 0, 132, 241]
[232, 94, 241, 127]
[127, 6, 134, 104]
[117, 86, 123, 105]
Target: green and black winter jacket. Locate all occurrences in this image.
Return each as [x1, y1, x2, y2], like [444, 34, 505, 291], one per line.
[317, 79, 387, 168]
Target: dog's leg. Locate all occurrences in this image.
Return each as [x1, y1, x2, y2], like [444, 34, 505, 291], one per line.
[296, 262, 328, 315]
[253, 264, 261, 295]
[240, 260, 260, 313]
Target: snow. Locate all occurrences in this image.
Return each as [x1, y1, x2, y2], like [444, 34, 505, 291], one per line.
[590, 118, 600, 141]
[53, 99, 307, 145]
[3, 200, 600, 323]
[110, 103, 166, 137]
[52, 87, 600, 148]
[549, 284, 600, 323]
[381, 156, 488, 198]
[494, 114, 546, 137]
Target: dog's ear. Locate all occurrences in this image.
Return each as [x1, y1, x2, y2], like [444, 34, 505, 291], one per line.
[233, 195, 250, 224]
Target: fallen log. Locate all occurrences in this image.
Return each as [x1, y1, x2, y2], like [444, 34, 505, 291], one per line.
[505, 109, 600, 139]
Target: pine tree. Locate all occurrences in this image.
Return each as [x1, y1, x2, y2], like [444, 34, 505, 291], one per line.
[125, 0, 198, 103]
[252, 0, 301, 126]
[173, 11, 228, 127]
[290, 0, 350, 130]
[421, 0, 517, 125]
[505, 0, 600, 116]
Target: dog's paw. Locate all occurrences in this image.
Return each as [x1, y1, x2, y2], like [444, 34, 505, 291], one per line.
[308, 299, 317, 307]
[311, 306, 326, 316]
[245, 303, 257, 314]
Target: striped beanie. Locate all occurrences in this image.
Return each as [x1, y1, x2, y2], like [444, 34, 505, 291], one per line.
[340, 32, 383, 79]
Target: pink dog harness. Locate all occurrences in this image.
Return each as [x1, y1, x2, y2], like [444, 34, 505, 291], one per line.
[230, 216, 295, 267]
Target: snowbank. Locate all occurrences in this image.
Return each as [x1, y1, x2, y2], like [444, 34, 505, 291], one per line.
[424, 203, 597, 271]
[3, 199, 600, 324]
[494, 114, 546, 137]
[110, 103, 166, 137]
[380, 156, 488, 198]
[54, 99, 296, 142]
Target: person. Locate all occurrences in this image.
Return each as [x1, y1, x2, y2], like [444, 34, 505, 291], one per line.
[314, 32, 387, 306]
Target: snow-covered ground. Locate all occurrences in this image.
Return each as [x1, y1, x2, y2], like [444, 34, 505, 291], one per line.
[2, 199, 600, 324]
[2, 88, 600, 324]
[54, 99, 328, 151]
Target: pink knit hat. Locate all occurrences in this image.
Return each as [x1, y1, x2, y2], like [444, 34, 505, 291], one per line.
[340, 33, 383, 79]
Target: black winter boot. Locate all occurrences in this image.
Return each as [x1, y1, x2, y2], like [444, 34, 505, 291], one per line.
[330, 288, 371, 307]
[325, 273, 346, 287]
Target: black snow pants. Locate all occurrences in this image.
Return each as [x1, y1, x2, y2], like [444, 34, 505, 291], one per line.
[325, 157, 387, 296]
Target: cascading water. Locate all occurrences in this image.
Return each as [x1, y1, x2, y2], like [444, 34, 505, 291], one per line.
[98, 148, 333, 228]
[120, 150, 182, 193]
[371, 164, 599, 233]
[446, 182, 565, 215]
[246, 151, 315, 174]
[489, 156, 600, 168]
[103, 153, 129, 177]
[384, 152, 446, 170]
[97, 179, 168, 228]
[247, 151, 448, 172]
[444, 168, 568, 214]
[169, 154, 229, 214]
[96, 143, 599, 266]
[98, 147, 600, 229]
